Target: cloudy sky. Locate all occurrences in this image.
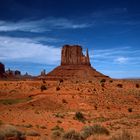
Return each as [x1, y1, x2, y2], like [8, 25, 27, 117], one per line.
[0, 0, 140, 78]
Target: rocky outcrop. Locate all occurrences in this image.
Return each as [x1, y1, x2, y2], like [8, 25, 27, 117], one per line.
[15, 70, 21, 76]
[61, 45, 90, 66]
[0, 62, 5, 74]
[0, 62, 5, 77]
[45, 45, 109, 80]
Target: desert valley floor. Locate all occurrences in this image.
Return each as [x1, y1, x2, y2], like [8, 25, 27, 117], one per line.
[0, 79, 140, 140]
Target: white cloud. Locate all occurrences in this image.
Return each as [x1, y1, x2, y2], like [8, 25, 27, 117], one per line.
[0, 20, 48, 32]
[89, 47, 140, 78]
[31, 36, 64, 43]
[0, 18, 92, 33]
[91, 47, 140, 58]
[0, 36, 61, 64]
[89, 46, 140, 65]
[115, 57, 128, 64]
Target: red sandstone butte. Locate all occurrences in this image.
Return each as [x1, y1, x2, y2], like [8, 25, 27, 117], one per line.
[61, 45, 90, 66]
[45, 45, 109, 80]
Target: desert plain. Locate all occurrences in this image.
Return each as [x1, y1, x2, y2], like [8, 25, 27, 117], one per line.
[0, 78, 140, 140]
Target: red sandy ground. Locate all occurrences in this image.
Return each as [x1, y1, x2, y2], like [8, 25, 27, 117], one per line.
[0, 79, 140, 139]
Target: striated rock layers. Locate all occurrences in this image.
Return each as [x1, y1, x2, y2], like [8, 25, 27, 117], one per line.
[61, 45, 90, 66]
[46, 45, 109, 80]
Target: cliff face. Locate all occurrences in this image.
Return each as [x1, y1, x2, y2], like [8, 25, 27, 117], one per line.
[61, 45, 90, 66]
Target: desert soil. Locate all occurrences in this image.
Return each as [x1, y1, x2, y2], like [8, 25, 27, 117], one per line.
[0, 79, 140, 139]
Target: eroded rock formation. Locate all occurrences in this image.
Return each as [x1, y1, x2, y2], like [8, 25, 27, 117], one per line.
[45, 45, 109, 80]
[0, 62, 5, 76]
[61, 45, 90, 66]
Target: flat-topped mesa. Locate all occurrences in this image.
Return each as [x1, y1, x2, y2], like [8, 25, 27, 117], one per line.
[61, 45, 91, 66]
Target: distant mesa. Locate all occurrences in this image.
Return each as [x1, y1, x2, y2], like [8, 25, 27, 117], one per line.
[45, 45, 109, 80]
[41, 69, 46, 76]
[0, 62, 33, 79]
[0, 62, 5, 78]
[5, 69, 21, 77]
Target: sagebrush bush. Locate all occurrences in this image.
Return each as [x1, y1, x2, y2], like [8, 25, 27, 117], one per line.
[51, 125, 64, 140]
[0, 124, 25, 140]
[100, 79, 106, 83]
[117, 84, 123, 88]
[56, 86, 60, 91]
[101, 83, 105, 87]
[51, 125, 64, 132]
[136, 83, 139, 88]
[41, 85, 47, 91]
[62, 99, 68, 104]
[110, 130, 133, 140]
[91, 124, 109, 135]
[80, 126, 93, 139]
[55, 113, 65, 118]
[51, 130, 63, 140]
[128, 108, 133, 113]
[80, 124, 109, 139]
[26, 130, 40, 136]
[74, 112, 85, 122]
[59, 79, 63, 83]
[62, 129, 84, 140]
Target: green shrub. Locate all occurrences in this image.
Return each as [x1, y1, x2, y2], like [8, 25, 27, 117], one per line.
[0, 124, 26, 140]
[74, 112, 85, 122]
[80, 125, 109, 139]
[51, 125, 64, 132]
[136, 83, 139, 88]
[101, 83, 105, 87]
[51, 130, 63, 140]
[56, 86, 60, 91]
[110, 130, 133, 140]
[26, 130, 40, 136]
[55, 113, 65, 118]
[62, 129, 84, 140]
[94, 105, 97, 110]
[62, 99, 68, 104]
[51, 125, 64, 140]
[117, 84, 123, 88]
[42, 79, 46, 84]
[59, 79, 63, 83]
[40, 125, 47, 129]
[23, 124, 33, 128]
[100, 79, 106, 83]
[41, 85, 47, 91]
[91, 124, 109, 135]
[0, 97, 32, 105]
[80, 126, 93, 139]
[128, 108, 133, 113]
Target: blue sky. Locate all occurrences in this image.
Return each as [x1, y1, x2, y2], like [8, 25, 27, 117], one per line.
[0, 0, 140, 78]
